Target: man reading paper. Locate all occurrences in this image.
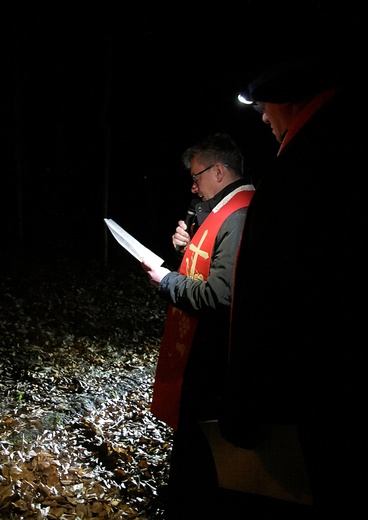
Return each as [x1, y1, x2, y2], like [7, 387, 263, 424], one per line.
[141, 133, 254, 520]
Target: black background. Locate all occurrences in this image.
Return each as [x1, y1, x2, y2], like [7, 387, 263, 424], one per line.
[3, 2, 365, 266]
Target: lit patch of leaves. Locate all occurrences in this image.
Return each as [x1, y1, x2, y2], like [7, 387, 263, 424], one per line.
[0, 255, 172, 519]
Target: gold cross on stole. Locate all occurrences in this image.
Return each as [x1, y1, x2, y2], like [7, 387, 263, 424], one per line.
[186, 229, 209, 279]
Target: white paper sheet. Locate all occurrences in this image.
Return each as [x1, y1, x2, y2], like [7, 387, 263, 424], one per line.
[104, 219, 164, 267]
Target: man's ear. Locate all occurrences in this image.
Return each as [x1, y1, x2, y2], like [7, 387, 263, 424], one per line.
[216, 163, 225, 182]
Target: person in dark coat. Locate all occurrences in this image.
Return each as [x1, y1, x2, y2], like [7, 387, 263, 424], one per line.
[219, 50, 368, 519]
[142, 133, 255, 519]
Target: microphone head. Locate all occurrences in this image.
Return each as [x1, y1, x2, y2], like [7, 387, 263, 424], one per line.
[184, 209, 196, 228]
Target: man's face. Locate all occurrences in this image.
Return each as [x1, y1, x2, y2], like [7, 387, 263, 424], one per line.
[255, 102, 291, 143]
[189, 159, 218, 201]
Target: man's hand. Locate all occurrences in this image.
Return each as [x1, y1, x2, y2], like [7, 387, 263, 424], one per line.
[141, 260, 170, 288]
[172, 220, 190, 251]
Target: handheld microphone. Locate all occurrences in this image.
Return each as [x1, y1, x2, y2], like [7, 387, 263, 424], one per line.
[175, 204, 196, 252]
[183, 208, 196, 229]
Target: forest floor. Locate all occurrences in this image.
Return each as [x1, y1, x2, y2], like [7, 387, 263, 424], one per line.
[0, 251, 172, 519]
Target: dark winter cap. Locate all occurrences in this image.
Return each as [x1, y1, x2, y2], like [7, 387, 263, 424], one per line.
[243, 52, 346, 104]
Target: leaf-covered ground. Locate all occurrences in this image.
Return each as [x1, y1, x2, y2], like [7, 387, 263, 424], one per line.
[0, 252, 173, 519]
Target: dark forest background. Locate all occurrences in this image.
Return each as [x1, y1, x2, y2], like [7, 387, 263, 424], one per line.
[2, 2, 365, 269]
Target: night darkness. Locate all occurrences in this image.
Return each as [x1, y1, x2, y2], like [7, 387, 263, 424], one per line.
[3, 2, 365, 267]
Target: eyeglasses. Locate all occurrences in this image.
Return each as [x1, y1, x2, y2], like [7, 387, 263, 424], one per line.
[191, 164, 215, 182]
[191, 163, 232, 183]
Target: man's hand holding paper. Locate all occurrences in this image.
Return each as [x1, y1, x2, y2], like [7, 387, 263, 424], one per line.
[141, 260, 170, 288]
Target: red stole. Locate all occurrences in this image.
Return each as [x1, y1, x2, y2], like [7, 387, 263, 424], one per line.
[150, 187, 254, 430]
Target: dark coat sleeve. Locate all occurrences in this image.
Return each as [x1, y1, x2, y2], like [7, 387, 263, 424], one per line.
[158, 207, 247, 315]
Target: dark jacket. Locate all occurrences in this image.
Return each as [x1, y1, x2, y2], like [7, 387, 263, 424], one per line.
[159, 178, 253, 421]
[220, 83, 368, 513]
